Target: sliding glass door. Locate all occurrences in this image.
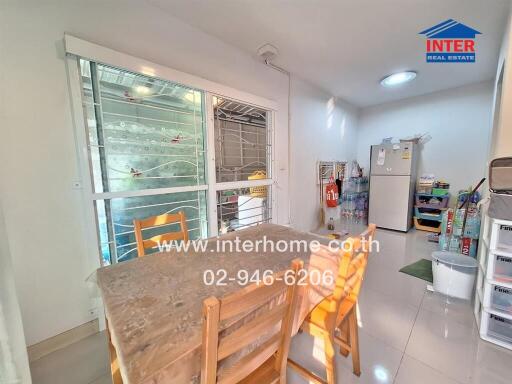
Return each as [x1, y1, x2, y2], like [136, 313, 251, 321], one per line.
[212, 96, 273, 233]
[76, 59, 274, 265]
[79, 60, 208, 264]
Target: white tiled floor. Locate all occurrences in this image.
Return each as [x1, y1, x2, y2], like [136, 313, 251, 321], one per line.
[30, 228, 512, 384]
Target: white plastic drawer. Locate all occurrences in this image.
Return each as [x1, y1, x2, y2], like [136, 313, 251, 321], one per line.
[490, 223, 512, 253]
[487, 313, 512, 344]
[474, 290, 483, 329]
[477, 241, 488, 274]
[493, 254, 512, 282]
[490, 284, 512, 314]
[481, 212, 491, 245]
[476, 266, 485, 296]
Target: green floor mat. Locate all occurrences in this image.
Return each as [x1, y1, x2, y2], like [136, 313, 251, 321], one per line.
[399, 258, 433, 283]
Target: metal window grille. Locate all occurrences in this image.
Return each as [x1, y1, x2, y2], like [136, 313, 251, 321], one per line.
[80, 60, 207, 264]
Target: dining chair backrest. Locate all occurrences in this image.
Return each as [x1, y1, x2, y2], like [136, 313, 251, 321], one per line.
[201, 258, 304, 384]
[133, 211, 189, 257]
[331, 224, 376, 312]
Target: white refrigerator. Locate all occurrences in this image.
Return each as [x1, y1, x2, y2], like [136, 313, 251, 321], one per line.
[368, 142, 418, 232]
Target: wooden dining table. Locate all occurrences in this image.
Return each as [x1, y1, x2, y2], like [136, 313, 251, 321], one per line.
[96, 223, 347, 384]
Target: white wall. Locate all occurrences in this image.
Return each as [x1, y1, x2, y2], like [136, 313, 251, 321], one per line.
[356, 81, 493, 196]
[489, 10, 512, 159]
[289, 77, 359, 231]
[1, 0, 497, 347]
[0, 203, 32, 383]
[0, 0, 290, 345]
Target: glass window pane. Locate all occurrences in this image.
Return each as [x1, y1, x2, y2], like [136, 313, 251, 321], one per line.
[217, 187, 272, 234]
[80, 60, 206, 193]
[96, 191, 207, 263]
[213, 97, 271, 183]
[95, 200, 112, 265]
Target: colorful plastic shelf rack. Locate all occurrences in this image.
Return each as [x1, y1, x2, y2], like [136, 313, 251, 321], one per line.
[413, 217, 442, 233]
[413, 192, 447, 233]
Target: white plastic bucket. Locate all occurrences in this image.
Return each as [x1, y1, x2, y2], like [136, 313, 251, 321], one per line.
[432, 251, 478, 300]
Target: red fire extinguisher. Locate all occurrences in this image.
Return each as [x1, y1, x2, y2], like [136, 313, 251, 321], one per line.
[325, 176, 339, 207]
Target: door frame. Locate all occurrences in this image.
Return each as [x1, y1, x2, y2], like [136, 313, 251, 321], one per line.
[65, 36, 279, 269]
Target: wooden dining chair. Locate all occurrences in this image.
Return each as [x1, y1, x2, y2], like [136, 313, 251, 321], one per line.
[287, 224, 376, 384]
[201, 259, 303, 384]
[133, 211, 189, 257]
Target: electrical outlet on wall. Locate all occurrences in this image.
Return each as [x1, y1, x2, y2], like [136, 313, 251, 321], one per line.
[88, 307, 99, 319]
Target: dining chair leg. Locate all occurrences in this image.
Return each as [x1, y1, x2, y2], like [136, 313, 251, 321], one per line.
[348, 308, 361, 377]
[323, 333, 336, 384]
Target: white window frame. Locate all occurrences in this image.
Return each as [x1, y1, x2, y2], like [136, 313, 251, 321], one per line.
[65, 35, 277, 266]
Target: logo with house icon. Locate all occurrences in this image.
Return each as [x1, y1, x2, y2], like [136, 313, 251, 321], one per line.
[419, 19, 481, 63]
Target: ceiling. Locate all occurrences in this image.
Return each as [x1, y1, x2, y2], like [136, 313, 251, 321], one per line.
[148, 0, 510, 107]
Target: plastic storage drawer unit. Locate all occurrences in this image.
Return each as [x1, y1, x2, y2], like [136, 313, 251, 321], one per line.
[488, 313, 512, 344]
[489, 284, 512, 314]
[490, 223, 512, 253]
[492, 253, 512, 282]
[476, 266, 485, 297]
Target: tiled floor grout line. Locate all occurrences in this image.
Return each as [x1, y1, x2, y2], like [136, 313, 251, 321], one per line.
[399, 354, 467, 384]
[363, 284, 425, 311]
[392, 288, 426, 384]
[87, 372, 109, 384]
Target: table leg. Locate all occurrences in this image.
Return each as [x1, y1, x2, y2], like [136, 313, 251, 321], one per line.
[106, 320, 123, 384]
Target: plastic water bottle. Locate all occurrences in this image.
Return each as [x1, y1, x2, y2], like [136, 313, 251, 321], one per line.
[464, 209, 481, 239]
[438, 234, 449, 251]
[453, 209, 465, 236]
[449, 236, 461, 252]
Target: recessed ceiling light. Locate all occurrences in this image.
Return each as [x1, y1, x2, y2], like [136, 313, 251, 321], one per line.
[380, 71, 417, 87]
[134, 85, 151, 95]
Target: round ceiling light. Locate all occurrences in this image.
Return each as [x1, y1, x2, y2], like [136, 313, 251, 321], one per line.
[380, 71, 417, 87]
